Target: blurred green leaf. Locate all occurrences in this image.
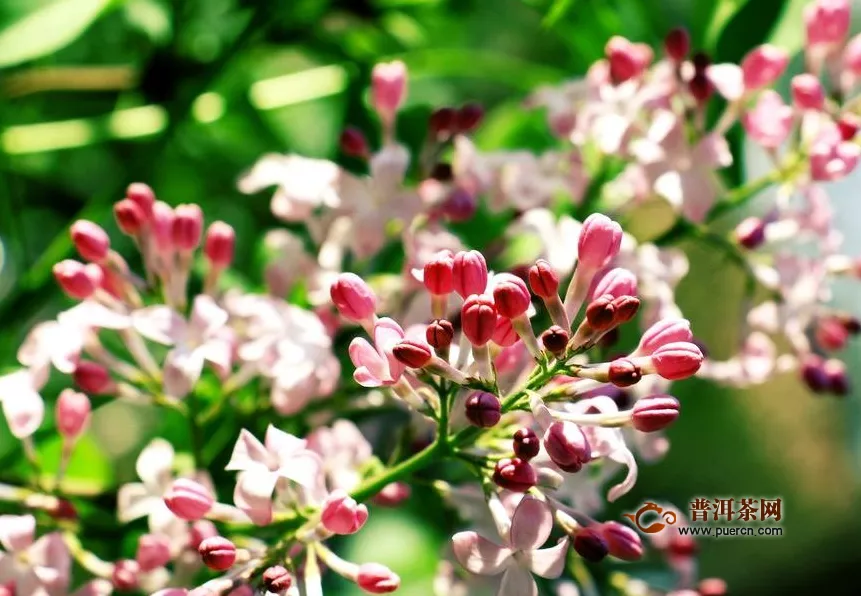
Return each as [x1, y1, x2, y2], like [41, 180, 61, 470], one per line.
[0, 0, 116, 68]
[767, 0, 808, 54]
[543, 0, 576, 27]
[704, 0, 750, 49]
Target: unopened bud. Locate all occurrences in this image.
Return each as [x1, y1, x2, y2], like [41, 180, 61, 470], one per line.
[426, 319, 454, 349]
[492, 457, 537, 492]
[321, 490, 369, 535]
[452, 250, 488, 297]
[454, 103, 484, 133]
[340, 127, 369, 158]
[172, 204, 204, 251]
[632, 394, 681, 432]
[824, 358, 850, 395]
[698, 578, 728, 596]
[189, 520, 218, 550]
[492, 315, 518, 347]
[441, 187, 477, 222]
[73, 361, 115, 395]
[331, 273, 377, 322]
[54, 260, 103, 300]
[586, 294, 616, 330]
[528, 259, 559, 298]
[198, 536, 236, 571]
[664, 27, 690, 61]
[112, 560, 140, 592]
[114, 199, 147, 235]
[136, 534, 172, 572]
[423, 250, 455, 295]
[429, 107, 456, 138]
[163, 478, 214, 521]
[356, 562, 400, 594]
[598, 522, 644, 561]
[71, 220, 110, 262]
[838, 113, 861, 141]
[541, 326, 569, 356]
[608, 358, 642, 387]
[461, 295, 496, 346]
[573, 527, 609, 562]
[372, 482, 411, 507]
[493, 273, 531, 318]
[578, 214, 623, 271]
[791, 74, 825, 111]
[611, 295, 640, 324]
[126, 182, 155, 219]
[801, 354, 829, 393]
[55, 389, 91, 440]
[392, 340, 433, 368]
[465, 391, 501, 428]
[262, 565, 292, 594]
[543, 421, 591, 473]
[650, 342, 704, 380]
[512, 427, 540, 461]
[204, 222, 235, 269]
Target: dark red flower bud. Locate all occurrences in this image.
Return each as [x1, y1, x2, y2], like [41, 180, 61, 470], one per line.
[48, 498, 78, 521]
[841, 315, 861, 334]
[586, 294, 616, 330]
[611, 295, 640, 324]
[801, 354, 829, 393]
[667, 534, 698, 557]
[263, 565, 293, 593]
[424, 250, 455, 295]
[426, 319, 454, 349]
[512, 427, 540, 461]
[429, 107, 457, 138]
[198, 536, 236, 571]
[465, 391, 501, 428]
[632, 394, 681, 432]
[441, 187, 477, 222]
[492, 457, 537, 492]
[689, 72, 713, 103]
[528, 259, 560, 298]
[430, 162, 453, 181]
[664, 27, 690, 61]
[392, 340, 433, 368]
[541, 326, 569, 356]
[455, 103, 484, 133]
[598, 522, 643, 561]
[340, 127, 369, 157]
[735, 217, 766, 250]
[608, 358, 642, 387]
[824, 358, 850, 395]
[838, 113, 861, 141]
[573, 527, 609, 562]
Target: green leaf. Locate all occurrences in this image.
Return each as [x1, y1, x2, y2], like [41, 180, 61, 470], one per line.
[767, 0, 808, 54]
[0, 0, 115, 68]
[704, 0, 751, 50]
[543, 0, 577, 27]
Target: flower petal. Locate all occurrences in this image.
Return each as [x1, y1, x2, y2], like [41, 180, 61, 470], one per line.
[0, 514, 35, 551]
[277, 450, 323, 488]
[233, 469, 277, 526]
[348, 338, 387, 383]
[116, 483, 157, 523]
[0, 375, 44, 438]
[706, 63, 744, 101]
[132, 306, 186, 345]
[509, 496, 553, 552]
[225, 429, 271, 471]
[28, 532, 71, 591]
[189, 295, 228, 338]
[606, 445, 639, 503]
[451, 531, 512, 576]
[136, 438, 175, 493]
[264, 425, 306, 455]
[525, 538, 569, 578]
[498, 566, 537, 596]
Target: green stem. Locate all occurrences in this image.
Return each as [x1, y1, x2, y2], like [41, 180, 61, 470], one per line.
[349, 440, 443, 503]
[187, 392, 205, 469]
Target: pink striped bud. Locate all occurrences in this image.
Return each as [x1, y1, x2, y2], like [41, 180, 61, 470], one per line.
[492, 273, 531, 318]
[492, 315, 518, 347]
[578, 214, 623, 271]
[632, 394, 681, 432]
[54, 260, 103, 300]
[543, 421, 591, 473]
[198, 536, 236, 571]
[609, 358, 642, 387]
[263, 565, 292, 594]
[741, 45, 789, 90]
[528, 259, 559, 298]
[340, 127, 369, 158]
[465, 391, 501, 427]
[591, 267, 637, 300]
[392, 339, 433, 368]
[151, 201, 175, 253]
[452, 250, 488, 297]
[805, 0, 850, 47]
[71, 220, 110, 262]
[112, 559, 140, 592]
[598, 522, 643, 561]
[114, 199, 147, 235]
[371, 61, 407, 121]
[423, 250, 455, 295]
[321, 490, 369, 535]
[330, 273, 377, 321]
[163, 478, 213, 521]
[461, 295, 496, 346]
[664, 27, 690, 62]
[605, 36, 652, 83]
[172, 204, 203, 251]
[136, 534, 172, 572]
[791, 74, 825, 110]
[55, 389, 91, 440]
[126, 183, 155, 219]
[356, 563, 401, 594]
[204, 221, 235, 269]
[73, 361, 115, 395]
[650, 342, 704, 380]
[637, 318, 693, 356]
[492, 457, 536, 492]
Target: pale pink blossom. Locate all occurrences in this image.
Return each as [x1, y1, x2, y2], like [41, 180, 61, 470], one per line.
[742, 91, 793, 149]
[0, 370, 45, 438]
[306, 420, 373, 494]
[0, 515, 70, 596]
[348, 318, 407, 387]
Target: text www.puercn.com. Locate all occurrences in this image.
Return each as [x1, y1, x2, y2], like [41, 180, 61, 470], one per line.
[676, 526, 784, 538]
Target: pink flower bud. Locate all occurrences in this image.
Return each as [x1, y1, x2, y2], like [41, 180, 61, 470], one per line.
[330, 273, 377, 322]
[741, 44, 789, 90]
[73, 361, 115, 395]
[461, 295, 496, 346]
[112, 559, 140, 592]
[372, 482, 411, 507]
[598, 522, 643, 561]
[426, 319, 454, 349]
[371, 61, 407, 121]
[356, 563, 401, 594]
[637, 318, 693, 356]
[838, 113, 861, 141]
[204, 222, 235, 269]
[114, 199, 147, 235]
[650, 342, 704, 380]
[609, 358, 642, 387]
[493, 457, 536, 492]
[699, 578, 728, 596]
[321, 490, 369, 535]
[136, 534, 172, 572]
[528, 259, 559, 298]
[512, 427, 540, 461]
[151, 201, 175, 253]
[573, 527, 609, 562]
[126, 182, 155, 219]
[735, 216, 766, 249]
[543, 421, 591, 473]
[423, 250, 455, 295]
[632, 394, 681, 432]
[55, 389, 91, 440]
[816, 316, 850, 351]
[664, 27, 690, 61]
[492, 273, 531, 318]
[188, 520, 218, 550]
[541, 326, 569, 355]
[53, 260, 103, 300]
[791, 74, 825, 110]
[340, 127, 369, 158]
[71, 220, 110, 262]
[465, 391, 501, 427]
[805, 0, 850, 46]
[262, 565, 292, 593]
[591, 267, 637, 300]
[605, 36, 652, 83]
[578, 214, 623, 271]
[585, 294, 616, 330]
[164, 478, 214, 521]
[198, 536, 236, 571]
[172, 204, 203, 251]
[492, 315, 518, 347]
[454, 103, 484, 133]
[452, 250, 488, 297]
[392, 339, 433, 368]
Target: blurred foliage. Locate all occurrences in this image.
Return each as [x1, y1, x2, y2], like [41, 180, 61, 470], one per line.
[1, 0, 860, 594]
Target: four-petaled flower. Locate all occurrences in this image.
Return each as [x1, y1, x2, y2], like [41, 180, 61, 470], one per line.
[348, 318, 407, 387]
[0, 514, 70, 596]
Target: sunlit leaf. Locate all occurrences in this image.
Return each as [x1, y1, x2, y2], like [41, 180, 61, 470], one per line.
[704, 0, 751, 50]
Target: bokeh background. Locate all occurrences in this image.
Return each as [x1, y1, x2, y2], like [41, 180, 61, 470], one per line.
[1, 0, 861, 594]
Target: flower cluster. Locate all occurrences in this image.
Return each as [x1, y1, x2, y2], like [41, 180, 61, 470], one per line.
[2, 1, 861, 595]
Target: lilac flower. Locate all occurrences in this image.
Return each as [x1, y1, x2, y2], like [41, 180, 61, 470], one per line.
[0, 370, 45, 439]
[348, 318, 407, 387]
[0, 514, 70, 596]
[452, 496, 568, 596]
